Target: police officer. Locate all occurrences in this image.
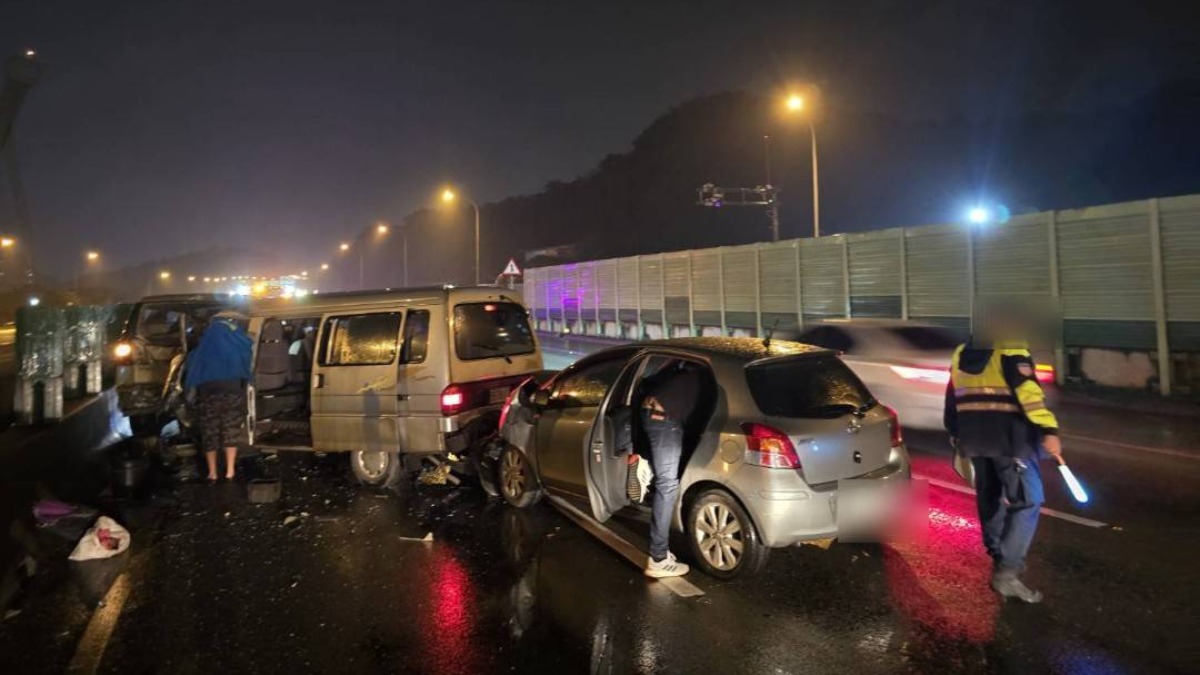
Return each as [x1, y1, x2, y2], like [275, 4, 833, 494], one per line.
[944, 330, 1063, 604]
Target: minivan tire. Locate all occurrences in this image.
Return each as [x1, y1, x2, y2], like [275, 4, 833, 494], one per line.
[686, 489, 770, 579]
[499, 444, 542, 508]
[350, 450, 407, 490]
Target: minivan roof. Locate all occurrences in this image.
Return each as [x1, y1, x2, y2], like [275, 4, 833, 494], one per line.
[135, 293, 237, 304]
[248, 285, 524, 317]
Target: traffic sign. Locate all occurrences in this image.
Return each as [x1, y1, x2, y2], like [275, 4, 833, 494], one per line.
[501, 259, 522, 276]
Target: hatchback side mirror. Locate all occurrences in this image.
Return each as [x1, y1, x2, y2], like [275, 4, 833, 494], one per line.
[531, 389, 551, 409]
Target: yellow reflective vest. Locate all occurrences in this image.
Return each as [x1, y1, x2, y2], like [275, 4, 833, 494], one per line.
[944, 343, 1058, 457]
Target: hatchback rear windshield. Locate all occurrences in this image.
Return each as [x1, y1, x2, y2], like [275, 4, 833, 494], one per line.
[454, 302, 536, 361]
[887, 326, 963, 351]
[745, 355, 875, 418]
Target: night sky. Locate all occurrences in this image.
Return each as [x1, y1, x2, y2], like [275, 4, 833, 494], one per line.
[2, 0, 1195, 277]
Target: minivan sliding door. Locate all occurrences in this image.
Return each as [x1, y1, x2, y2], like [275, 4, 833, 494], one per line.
[311, 311, 405, 453]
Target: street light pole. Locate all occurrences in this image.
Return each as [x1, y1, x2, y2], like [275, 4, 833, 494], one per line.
[785, 92, 821, 238]
[472, 201, 480, 285]
[402, 227, 409, 287]
[808, 119, 820, 238]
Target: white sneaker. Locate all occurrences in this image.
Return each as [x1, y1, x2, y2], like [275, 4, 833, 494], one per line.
[645, 552, 690, 578]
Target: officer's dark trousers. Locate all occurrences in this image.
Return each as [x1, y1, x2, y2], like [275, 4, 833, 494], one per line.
[970, 456, 1044, 573]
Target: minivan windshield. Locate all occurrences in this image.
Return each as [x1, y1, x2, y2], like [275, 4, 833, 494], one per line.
[746, 354, 875, 418]
[453, 302, 536, 361]
[134, 302, 226, 347]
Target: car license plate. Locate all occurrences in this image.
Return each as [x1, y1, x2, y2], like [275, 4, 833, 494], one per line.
[489, 387, 510, 405]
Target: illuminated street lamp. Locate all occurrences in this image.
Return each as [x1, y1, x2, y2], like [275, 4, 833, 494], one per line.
[340, 242, 350, 252]
[159, 270, 171, 280]
[440, 187, 482, 285]
[320, 263, 329, 271]
[376, 223, 389, 235]
[85, 250, 100, 262]
[187, 275, 196, 282]
[0, 237, 14, 248]
[783, 90, 821, 238]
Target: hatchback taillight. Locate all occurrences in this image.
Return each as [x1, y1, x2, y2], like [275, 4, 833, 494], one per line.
[742, 423, 801, 469]
[498, 376, 532, 430]
[441, 385, 465, 416]
[885, 406, 903, 446]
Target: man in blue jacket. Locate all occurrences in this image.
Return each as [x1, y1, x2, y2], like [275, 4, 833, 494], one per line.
[185, 311, 253, 481]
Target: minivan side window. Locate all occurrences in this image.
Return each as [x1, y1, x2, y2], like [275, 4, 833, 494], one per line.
[400, 310, 431, 364]
[320, 312, 403, 366]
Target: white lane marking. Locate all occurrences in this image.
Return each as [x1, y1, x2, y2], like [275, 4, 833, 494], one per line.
[67, 572, 131, 675]
[918, 475, 1111, 529]
[1061, 433, 1199, 461]
[548, 495, 705, 598]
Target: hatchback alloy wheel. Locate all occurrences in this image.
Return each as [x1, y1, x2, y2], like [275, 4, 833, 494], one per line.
[499, 445, 542, 508]
[695, 501, 745, 571]
[686, 489, 769, 578]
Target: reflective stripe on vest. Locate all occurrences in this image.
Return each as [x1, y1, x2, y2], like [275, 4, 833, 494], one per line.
[950, 345, 1020, 416]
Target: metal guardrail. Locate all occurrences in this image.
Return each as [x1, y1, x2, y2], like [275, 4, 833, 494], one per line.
[524, 194, 1200, 395]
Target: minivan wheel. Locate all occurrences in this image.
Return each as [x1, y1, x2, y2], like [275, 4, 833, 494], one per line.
[499, 445, 542, 508]
[686, 489, 769, 579]
[350, 450, 406, 489]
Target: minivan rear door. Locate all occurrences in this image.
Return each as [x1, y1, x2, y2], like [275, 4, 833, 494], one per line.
[310, 310, 405, 453]
[745, 354, 891, 485]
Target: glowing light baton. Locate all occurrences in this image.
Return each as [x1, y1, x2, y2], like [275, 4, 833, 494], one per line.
[1056, 459, 1089, 503]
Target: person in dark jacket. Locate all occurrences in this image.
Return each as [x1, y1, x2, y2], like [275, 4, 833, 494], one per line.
[944, 336, 1062, 603]
[636, 360, 704, 578]
[185, 311, 253, 481]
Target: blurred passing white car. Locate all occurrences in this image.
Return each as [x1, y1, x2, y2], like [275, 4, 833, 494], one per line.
[795, 320, 1056, 431]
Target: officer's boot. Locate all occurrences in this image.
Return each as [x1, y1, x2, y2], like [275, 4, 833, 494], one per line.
[990, 568, 1043, 604]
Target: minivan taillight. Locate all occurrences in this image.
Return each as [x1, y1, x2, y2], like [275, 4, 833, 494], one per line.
[441, 385, 465, 416]
[742, 423, 801, 469]
[886, 406, 903, 446]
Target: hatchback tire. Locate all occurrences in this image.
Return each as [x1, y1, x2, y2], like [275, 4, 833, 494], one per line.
[350, 450, 407, 489]
[686, 489, 769, 579]
[499, 445, 542, 508]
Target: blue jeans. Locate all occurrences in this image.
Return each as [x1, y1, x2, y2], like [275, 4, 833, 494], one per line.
[971, 456, 1044, 573]
[642, 413, 683, 561]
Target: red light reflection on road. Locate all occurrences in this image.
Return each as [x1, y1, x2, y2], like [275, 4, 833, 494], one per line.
[883, 491, 1000, 644]
[419, 548, 480, 675]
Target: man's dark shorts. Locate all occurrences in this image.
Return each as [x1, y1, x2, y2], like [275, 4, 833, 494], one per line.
[196, 381, 247, 453]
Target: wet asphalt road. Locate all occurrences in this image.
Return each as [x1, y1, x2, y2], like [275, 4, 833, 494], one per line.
[0, 348, 1197, 673]
[0, 416, 1197, 675]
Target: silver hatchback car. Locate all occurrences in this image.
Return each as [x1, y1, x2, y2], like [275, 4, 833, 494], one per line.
[495, 337, 911, 578]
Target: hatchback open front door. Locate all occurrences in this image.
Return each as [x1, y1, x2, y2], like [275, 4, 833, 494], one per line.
[583, 356, 646, 522]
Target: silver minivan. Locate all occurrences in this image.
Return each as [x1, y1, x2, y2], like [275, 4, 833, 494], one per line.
[496, 338, 911, 578]
[244, 286, 543, 487]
